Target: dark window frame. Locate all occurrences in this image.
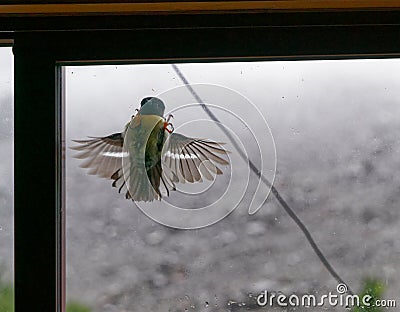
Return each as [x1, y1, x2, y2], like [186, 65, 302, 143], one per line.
[10, 11, 400, 312]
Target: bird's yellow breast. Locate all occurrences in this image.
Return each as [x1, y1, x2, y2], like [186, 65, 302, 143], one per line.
[125, 114, 165, 166]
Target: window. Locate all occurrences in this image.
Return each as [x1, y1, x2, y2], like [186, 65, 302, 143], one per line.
[65, 59, 400, 310]
[9, 10, 400, 312]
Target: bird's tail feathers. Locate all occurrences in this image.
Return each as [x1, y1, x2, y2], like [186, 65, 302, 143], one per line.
[111, 162, 175, 202]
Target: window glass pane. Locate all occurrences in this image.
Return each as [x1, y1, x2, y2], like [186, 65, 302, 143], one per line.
[0, 46, 14, 311]
[65, 60, 400, 311]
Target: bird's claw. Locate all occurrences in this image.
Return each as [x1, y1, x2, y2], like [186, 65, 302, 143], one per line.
[166, 114, 174, 123]
[131, 108, 140, 119]
[164, 122, 174, 133]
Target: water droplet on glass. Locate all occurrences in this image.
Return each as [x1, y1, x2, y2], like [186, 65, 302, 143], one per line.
[227, 300, 236, 306]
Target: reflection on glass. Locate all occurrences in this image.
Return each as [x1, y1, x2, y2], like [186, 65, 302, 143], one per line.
[66, 60, 400, 311]
[0, 47, 14, 310]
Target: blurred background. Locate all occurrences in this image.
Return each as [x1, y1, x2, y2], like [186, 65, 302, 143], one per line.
[1, 52, 400, 311]
[65, 60, 400, 311]
[0, 46, 13, 311]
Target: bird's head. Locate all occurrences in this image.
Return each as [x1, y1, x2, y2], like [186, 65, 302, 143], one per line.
[139, 97, 165, 117]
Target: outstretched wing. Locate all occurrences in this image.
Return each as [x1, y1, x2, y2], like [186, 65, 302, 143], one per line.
[71, 133, 125, 179]
[71, 130, 230, 200]
[162, 132, 229, 184]
[71, 132, 135, 198]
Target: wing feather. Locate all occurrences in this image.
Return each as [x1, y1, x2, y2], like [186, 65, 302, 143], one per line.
[162, 132, 229, 183]
[71, 132, 125, 180]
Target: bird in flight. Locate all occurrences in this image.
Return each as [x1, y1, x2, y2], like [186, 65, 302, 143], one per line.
[71, 97, 230, 202]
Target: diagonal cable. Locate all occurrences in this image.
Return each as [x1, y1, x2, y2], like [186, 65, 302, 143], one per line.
[172, 64, 353, 295]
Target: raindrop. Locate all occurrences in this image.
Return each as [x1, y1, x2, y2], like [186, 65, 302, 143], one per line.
[227, 300, 236, 306]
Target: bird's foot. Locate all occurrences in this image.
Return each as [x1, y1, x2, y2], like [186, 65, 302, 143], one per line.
[166, 114, 174, 122]
[131, 108, 140, 119]
[164, 122, 174, 133]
